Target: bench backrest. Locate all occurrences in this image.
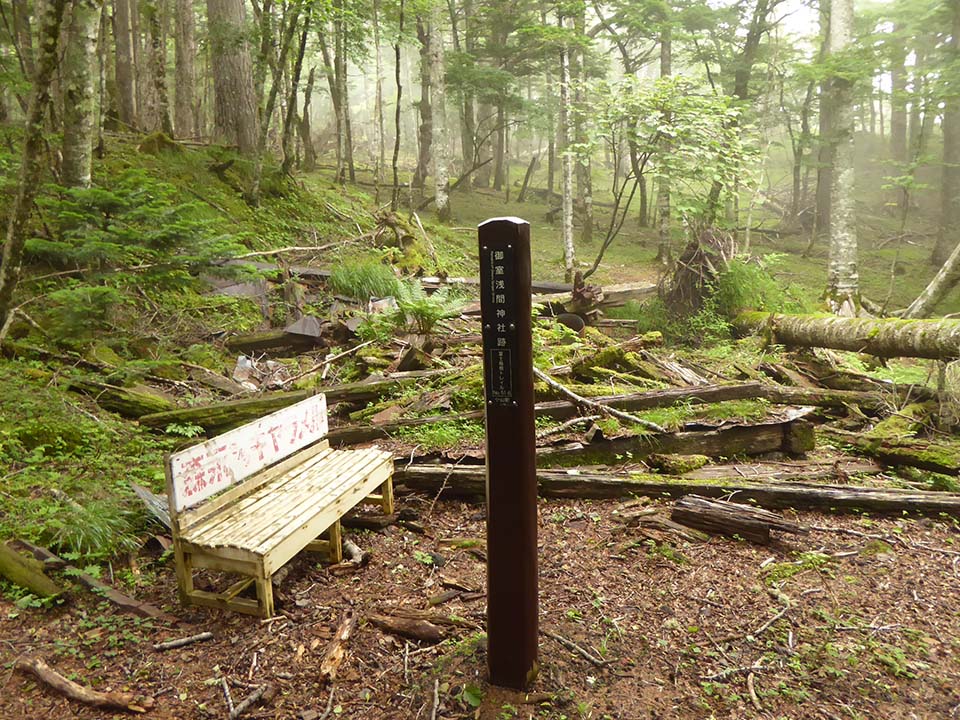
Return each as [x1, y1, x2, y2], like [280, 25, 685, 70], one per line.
[166, 394, 328, 514]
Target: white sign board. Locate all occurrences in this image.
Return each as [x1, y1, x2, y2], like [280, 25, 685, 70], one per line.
[168, 394, 328, 512]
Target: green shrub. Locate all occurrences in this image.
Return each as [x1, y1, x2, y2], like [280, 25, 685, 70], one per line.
[714, 255, 811, 316]
[358, 280, 466, 338]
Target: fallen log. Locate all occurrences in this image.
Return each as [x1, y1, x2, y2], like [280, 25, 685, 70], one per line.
[684, 459, 883, 483]
[368, 614, 443, 643]
[670, 495, 807, 544]
[326, 382, 891, 446]
[319, 610, 358, 684]
[735, 311, 960, 359]
[226, 330, 324, 354]
[0, 543, 63, 598]
[821, 426, 960, 475]
[68, 378, 175, 418]
[532, 281, 657, 312]
[138, 369, 453, 430]
[11, 540, 178, 623]
[15, 657, 152, 713]
[393, 465, 960, 515]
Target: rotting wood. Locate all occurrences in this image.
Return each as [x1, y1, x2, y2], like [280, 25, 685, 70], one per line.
[736, 311, 960, 359]
[319, 610, 358, 684]
[368, 614, 443, 643]
[325, 382, 896, 446]
[139, 369, 453, 430]
[0, 542, 62, 598]
[393, 465, 960, 515]
[229, 682, 277, 720]
[684, 459, 883, 483]
[11, 540, 177, 622]
[821, 426, 960, 475]
[68, 378, 175, 418]
[670, 495, 807, 545]
[153, 632, 214, 651]
[15, 656, 153, 713]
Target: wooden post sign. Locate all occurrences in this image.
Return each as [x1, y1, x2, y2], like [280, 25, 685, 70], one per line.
[479, 217, 539, 690]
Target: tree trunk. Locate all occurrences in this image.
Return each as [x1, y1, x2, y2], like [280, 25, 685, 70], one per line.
[492, 105, 505, 190]
[656, 23, 672, 265]
[373, 0, 386, 194]
[559, 16, 575, 283]
[0, 0, 69, 331]
[736, 311, 960, 359]
[813, 0, 832, 243]
[889, 26, 907, 165]
[430, 3, 450, 220]
[62, 0, 104, 189]
[412, 17, 432, 189]
[111, 0, 137, 128]
[281, 23, 310, 175]
[174, 0, 196, 138]
[933, 1, 960, 266]
[825, 0, 859, 314]
[207, 0, 259, 155]
[903, 239, 960, 318]
[144, 0, 173, 135]
[12, 0, 35, 80]
[334, 2, 355, 182]
[391, 0, 404, 211]
[298, 67, 317, 172]
[574, 8, 592, 245]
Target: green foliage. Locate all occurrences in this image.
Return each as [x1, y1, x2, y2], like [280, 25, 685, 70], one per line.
[328, 259, 403, 300]
[358, 280, 467, 338]
[394, 420, 485, 451]
[713, 256, 812, 316]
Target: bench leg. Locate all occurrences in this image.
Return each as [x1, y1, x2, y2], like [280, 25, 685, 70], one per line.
[173, 547, 195, 606]
[254, 573, 274, 619]
[380, 476, 395, 515]
[327, 520, 343, 563]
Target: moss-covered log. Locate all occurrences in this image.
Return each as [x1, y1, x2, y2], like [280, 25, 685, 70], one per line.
[821, 426, 960, 475]
[68, 379, 176, 418]
[736, 311, 960, 359]
[393, 465, 960, 515]
[0, 543, 63, 598]
[138, 369, 453, 431]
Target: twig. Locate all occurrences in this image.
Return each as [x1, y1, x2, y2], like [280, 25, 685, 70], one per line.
[747, 672, 763, 711]
[280, 340, 376, 386]
[229, 682, 275, 720]
[536, 414, 601, 439]
[231, 244, 338, 261]
[15, 657, 152, 713]
[533, 367, 666, 433]
[429, 678, 440, 720]
[541, 629, 610, 667]
[318, 690, 336, 720]
[152, 632, 214, 651]
[700, 662, 766, 682]
[221, 677, 235, 716]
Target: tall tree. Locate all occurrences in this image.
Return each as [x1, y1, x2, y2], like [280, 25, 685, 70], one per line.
[282, 20, 310, 175]
[62, 0, 105, 188]
[932, 0, 960, 265]
[0, 0, 70, 331]
[559, 13, 575, 282]
[889, 24, 908, 164]
[207, 0, 259, 155]
[825, 0, 859, 313]
[144, 0, 173, 135]
[174, 0, 197, 138]
[298, 66, 318, 172]
[430, 0, 451, 220]
[112, 0, 137, 128]
[413, 16, 433, 189]
[656, 20, 672, 266]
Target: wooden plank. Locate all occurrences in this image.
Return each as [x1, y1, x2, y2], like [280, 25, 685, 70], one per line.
[167, 394, 328, 513]
[185, 588, 263, 616]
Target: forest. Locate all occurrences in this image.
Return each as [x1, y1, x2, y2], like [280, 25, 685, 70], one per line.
[1, 0, 960, 717]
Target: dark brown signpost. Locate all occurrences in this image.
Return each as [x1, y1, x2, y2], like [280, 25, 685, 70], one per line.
[479, 217, 539, 690]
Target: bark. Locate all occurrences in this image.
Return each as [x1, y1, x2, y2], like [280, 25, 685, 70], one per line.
[671, 495, 805, 545]
[69, 378, 176, 417]
[394, 466, 960, 516]
[319, 610, 358, 684]
[62, 0, 105, 188]
[373, 0, 385, 192]
[298, 67, 317, 172]
[430, 4, 450, 220]
[412, 17, 432, 189]
[144, 0, 173, 135]
[825, 0, 858, 313]
[207, 0, 259, 155]
[821, 426, 960, 476]
[933, 1, 960, 265]
[333, 0, 354, 182]
[736, 311, 960, 359]
[12, 0, 34, 79]
[0, 0, 68, 332]
[813, 0, 832, 241]
[111, 0, 137, 128]
[559, 16, 575, 283]
[174, 0, 197, 138]
[573, 9, 592, 245]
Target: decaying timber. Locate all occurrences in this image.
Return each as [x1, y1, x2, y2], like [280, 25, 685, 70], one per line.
[393, 465, 960, 515]
[69, 378, 175, 418]
[0, 542, 63, 598]
[821, 426, 960, 475]
[670, 495, 807, 544]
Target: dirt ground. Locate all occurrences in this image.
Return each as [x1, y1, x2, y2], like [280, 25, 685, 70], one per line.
[2, 493, 959, 720]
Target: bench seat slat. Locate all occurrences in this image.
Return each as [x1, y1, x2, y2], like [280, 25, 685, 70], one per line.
[186, 449, 365, 546]
[182, 449, 391, 552]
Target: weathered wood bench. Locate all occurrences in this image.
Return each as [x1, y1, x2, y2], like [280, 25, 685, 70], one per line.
[165, 394, 393, 618]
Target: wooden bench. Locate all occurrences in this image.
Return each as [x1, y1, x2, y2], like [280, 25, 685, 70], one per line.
[165, 394, 393, 618]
